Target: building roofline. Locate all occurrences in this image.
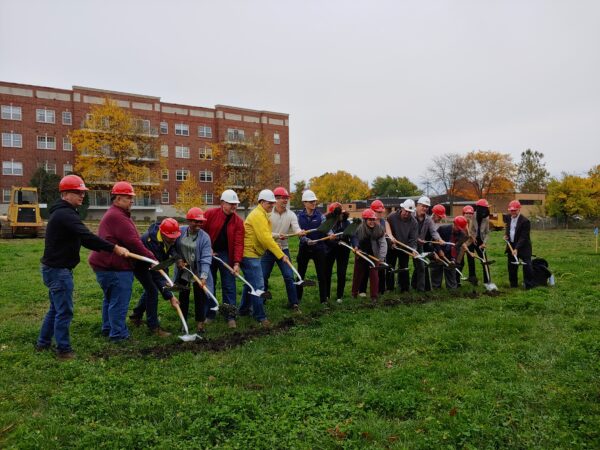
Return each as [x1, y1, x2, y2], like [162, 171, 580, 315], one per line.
[73, 85, 161, 101]
[215, 104, 288, 117]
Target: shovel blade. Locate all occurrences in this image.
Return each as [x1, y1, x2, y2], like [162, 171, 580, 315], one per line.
[484, 283, 498, 291]
[179, 333, 201, 342]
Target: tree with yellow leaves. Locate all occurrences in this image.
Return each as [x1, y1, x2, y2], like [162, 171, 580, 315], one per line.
[462, 150, 516, 198]
[70, 99, 164, 195]
[212, 134, 280, 208]
[308, 171, 371, 203]
[173, 174, 205, 215]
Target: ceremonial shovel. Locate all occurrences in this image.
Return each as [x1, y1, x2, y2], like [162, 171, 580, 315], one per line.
[481, 249, 498, 291]
[505, 240, 527, 265]
[212, 255, 271, 299]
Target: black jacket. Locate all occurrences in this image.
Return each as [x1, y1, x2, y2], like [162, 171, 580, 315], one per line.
[140, 222, 181, 299]
[504, 214, 532, 258]
[41, 200, 114, 269]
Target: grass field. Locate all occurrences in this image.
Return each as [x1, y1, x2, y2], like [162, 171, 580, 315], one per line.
[0, 229, 599, 448]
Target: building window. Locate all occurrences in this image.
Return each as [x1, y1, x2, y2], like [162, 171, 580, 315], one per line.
[199, 170, 213, 182]
[63, 137, 72, 151]
[160, 144, 168, 157]
[2, 160, 23, 176]
[37, 135, 56, 150]
[2, 132, 22, 148]
[176, 169, 190, 181]
[274, 132, 280, 144]
[1, 105, 22, 120]
[2, 189, 11, 203]
[198, 125, 212, 138]
[135, 119, 151, 134]
[37, 161, 57, 175]
[36, 108, 56, 124]
[203, 192, 214, 204]
[161, 169, 169, 181]
[161, 191, 170, 204]
[227, 128, 245, 142]
[175, 123, 189, 136]
[175, 146, 190, 159]
[62, 111, 72, 125]
[160, 122, 168, 134]
[63, 164, 73, 176]
[199, 147, 213, 160]
[274, 152, 281, 164]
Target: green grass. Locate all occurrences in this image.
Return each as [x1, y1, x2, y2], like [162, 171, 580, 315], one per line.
[0, 229, 599, 448]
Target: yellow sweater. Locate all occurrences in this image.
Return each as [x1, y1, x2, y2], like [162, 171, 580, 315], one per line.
[243, 204, 285, 259]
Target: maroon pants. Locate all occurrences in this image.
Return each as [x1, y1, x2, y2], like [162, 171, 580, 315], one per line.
[352, 257, 379, 299]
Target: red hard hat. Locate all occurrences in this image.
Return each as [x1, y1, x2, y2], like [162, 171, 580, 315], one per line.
[186, 207, 206, 221]
[370, 199, 385, 212]
[432, 204, 446, 218]
[362, 209, 377, 220]
[111, 181, 136, 196]
[454, 215, 468, 230]
[59, 175, 89, 192]
[328, 202, 343, 214]
[476, 198, 489, 207]
[508, 200, 521, 211]
[159, 218, 181, 239]
[462, 205, 474, 214]
[273, 186, 289, 198]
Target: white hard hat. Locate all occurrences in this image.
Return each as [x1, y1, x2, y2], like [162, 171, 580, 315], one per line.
[400, 199, 416, 212]
[417, 196, 431, 207]
[220, 189, 240, 204]
[301, 189, 318, 202]
[258, 189, 276, 202]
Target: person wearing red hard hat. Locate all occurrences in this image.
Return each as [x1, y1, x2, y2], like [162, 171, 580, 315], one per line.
[386, 199, 418, 293]
[363, 199, 393, 296]
[36, 176, 129, 359]
[413, 196, 442, 292]
[504, 200, 534, 289]
[129, 217, 182, 337]
[262, 187, 305, 312]
[464, 199, 492, 285]
[89, 181, 158, 342]
[430, 216, 469, 289]
[203, 189, 245, 328]
[460, 205, 477, 285]
[324, 201, 352, 303]
[349, 208, 387, 302]
[173, 208, 214, 332]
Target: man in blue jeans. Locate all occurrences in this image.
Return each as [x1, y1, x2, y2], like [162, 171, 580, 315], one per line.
[261, 187, 305, 311]
[89, 181, 157, 342]
[37, 175, 128, 360]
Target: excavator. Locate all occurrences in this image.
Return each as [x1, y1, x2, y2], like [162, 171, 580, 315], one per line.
[0, 187, 45, 238]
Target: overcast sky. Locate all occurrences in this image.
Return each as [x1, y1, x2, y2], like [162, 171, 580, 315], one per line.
[1, 0, 599, 190]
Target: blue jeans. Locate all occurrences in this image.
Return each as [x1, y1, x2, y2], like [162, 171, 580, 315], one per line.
[96, 271, 134, 340]
[239, 257, 267, 322]
[210, 250, 238, 320]
[132, 267, 161, 330]
[261, 248, 298, 306]
[37, 266, 74, 353]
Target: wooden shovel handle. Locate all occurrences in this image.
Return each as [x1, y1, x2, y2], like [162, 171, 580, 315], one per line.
[126, 252, 159, 265]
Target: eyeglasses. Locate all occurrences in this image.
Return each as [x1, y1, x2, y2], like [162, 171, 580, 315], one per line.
[67, 191, 86, 196]
[366, 218, 377, 222]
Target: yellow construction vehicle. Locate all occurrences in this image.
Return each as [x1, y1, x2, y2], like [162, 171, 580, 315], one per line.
[0, 187, 45, 238]
[488, 211, 506, 231]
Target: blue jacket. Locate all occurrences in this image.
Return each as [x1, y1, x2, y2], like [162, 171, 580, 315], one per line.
[140, 222, 181, 299]
[174, 225, 214, 292]
[297, 208, 328, 252]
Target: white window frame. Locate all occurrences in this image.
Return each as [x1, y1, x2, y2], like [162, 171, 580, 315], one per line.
[63, 164, 73, 176]
[1, 105, 22, 120]
[38, 161, 57, 175]
[160, 144, 169, 157]
[161, 191, 170, 204]
[2, 132, 22, 148]
[36, 108, 56, 124]
[2, 160, 23, 176]
[175, 123, 189, 136]
[203, 192, 214, 204]
[63, 136, 72, 151]
[199, 147, 213, 160]
[274, 152, 281, 164]
[37, 135, 56, 150]
[199, 170, 213, 182]
[274, 132, 280, 144]
[62, 111, 72, 125]
[161, 169, 169, 181]
[175, 145, 190, 159]
[198, 125, 212, 138]
[227, 128, 245, 142]
[160, 122, 168, 134]
[176, 169, 190, 181]
[2, 188, 11, 203]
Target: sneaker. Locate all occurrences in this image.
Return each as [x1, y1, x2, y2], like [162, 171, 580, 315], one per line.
[336, 298, 343, 304]
[151, 327, 171, 338]
[57, 351, 75, 361]
[260, 319, 272, 328]
[129, 314, 143, 327]
[34, 343, 51, 352]
[227, 319, 237, 329]
[359, 292, 367, 298]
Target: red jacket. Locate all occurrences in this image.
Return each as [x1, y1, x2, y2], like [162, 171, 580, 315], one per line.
[89, 204, 155, 271]
[203, 207, 244, 264]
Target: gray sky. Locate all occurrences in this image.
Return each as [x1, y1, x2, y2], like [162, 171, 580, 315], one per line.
[2, 0, 599, 190]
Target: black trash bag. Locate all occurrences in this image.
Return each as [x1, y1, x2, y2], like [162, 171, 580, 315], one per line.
[532, 258, 553, 286]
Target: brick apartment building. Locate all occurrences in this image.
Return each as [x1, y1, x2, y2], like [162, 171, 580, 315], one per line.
[0, 81, 289, 219]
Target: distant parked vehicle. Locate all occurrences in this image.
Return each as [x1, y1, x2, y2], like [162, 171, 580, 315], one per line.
[0, 187, 45, 238]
